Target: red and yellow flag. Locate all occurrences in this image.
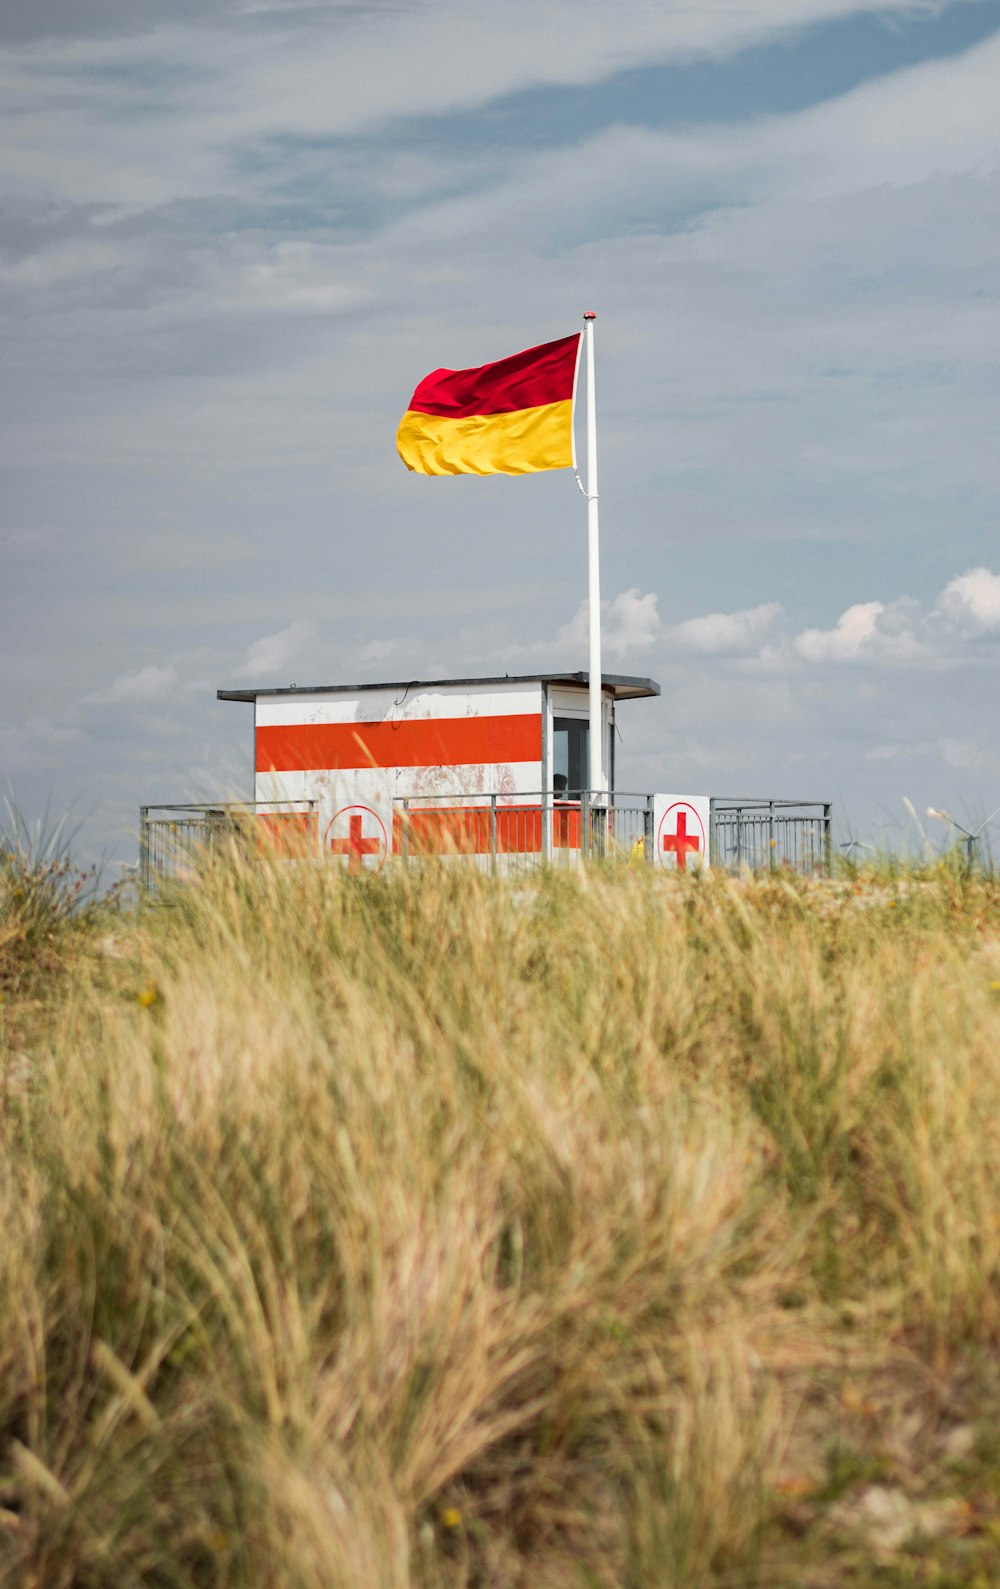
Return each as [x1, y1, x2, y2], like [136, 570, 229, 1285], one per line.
[397, 333, 581, 476]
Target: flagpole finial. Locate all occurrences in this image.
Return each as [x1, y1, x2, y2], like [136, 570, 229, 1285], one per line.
[583, 311, 596, 320]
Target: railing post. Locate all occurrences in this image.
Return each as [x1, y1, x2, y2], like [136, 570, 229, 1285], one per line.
[593, 791, 608, 859]
[490, 794, 497, 875]
[823, 803, 832, 876]
[139, 807, 149, 892]
[645, 794, 654, 865]
[735, 807, 743, 872]
[768, 801, 776, 869]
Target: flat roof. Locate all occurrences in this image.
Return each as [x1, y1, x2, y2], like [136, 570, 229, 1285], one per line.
[218, 671, 660, 705]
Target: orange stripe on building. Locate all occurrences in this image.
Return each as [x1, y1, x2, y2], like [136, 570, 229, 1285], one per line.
[393, 804, 582, 856]
[256, 713, 542, 773]
[256, 811, 316, 855]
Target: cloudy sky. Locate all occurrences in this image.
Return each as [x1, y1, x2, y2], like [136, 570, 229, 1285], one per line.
[3, 0, 999, 868]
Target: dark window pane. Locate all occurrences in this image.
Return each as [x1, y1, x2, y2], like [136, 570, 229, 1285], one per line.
[553, 717, 588, 798]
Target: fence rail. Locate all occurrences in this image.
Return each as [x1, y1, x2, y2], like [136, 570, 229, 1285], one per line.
[139, 802, 318, 890]
[393, 791, 652, 872]
[138, 795, 833, 887]
[394, 793, 833, 876]
[710, 798, 832, 874]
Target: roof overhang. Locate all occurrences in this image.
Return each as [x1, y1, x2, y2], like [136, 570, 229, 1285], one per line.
[217, 671, 660, 705]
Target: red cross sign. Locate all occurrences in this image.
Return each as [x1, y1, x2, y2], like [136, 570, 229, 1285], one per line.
[325, 805, 387, 873]
[656, 800, 708, 872]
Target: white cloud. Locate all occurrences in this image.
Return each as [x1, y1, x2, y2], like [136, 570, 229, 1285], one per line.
[5, 1, 1000, 863]
[668, 601, 781, 655]
[0, 712, 83, 765]
[4, 0, 991, 210]
[355, 27, 1000, 292]
[540, 569, 1000, 683]
[795, 600, 885, 661]
[741, 27, 1000, 199]
[552, 587, 661, 658]
[939, 736, 996, 773]
[241, 619, 317, 678]
[359, 636, 409, 665]
[793, 571, 1000, 666]
[235, 241, 375, 315]
[604, 588, 661, 654]
[84, 663, 178, 704]
[937, 567, 1000, 631]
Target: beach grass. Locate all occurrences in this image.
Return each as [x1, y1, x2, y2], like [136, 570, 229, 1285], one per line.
[2, 842, 999, 1586]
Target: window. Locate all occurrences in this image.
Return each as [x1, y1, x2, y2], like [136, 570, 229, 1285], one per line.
[552, 717, 589, 799]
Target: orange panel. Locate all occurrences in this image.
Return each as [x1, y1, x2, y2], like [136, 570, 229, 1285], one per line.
[256, 713, 542, 773]
[256, 812, 315, 855]
[391, 804, 589, 857]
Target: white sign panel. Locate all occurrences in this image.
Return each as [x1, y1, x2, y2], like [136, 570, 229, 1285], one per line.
[324, 802, 389, 873]
[652, 794, 710, 872]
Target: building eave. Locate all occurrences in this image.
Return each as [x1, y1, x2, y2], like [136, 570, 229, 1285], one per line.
[217, 671, 660, 705]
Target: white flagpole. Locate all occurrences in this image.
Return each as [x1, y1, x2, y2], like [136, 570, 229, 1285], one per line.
[583, 311, 604, 800]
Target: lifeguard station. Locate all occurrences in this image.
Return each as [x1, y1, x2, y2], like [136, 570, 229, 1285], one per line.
[139, 667, 832, 883]
[139, 323, 833, 884]
[219, 669, 658, 869]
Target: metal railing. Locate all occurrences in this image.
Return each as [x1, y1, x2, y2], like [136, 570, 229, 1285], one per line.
[395, 792, 832, 875]
[139, 794, 834, 886]
[710, 799, 832, 875]
[139, 802, 318, 890]
[393, 791, 653, 872]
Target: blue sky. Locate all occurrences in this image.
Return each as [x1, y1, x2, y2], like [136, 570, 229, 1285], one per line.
[2, 0, 1000, 866]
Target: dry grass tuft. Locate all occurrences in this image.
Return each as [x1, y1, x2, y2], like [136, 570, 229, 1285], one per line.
[2, 848, 999, 1585]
